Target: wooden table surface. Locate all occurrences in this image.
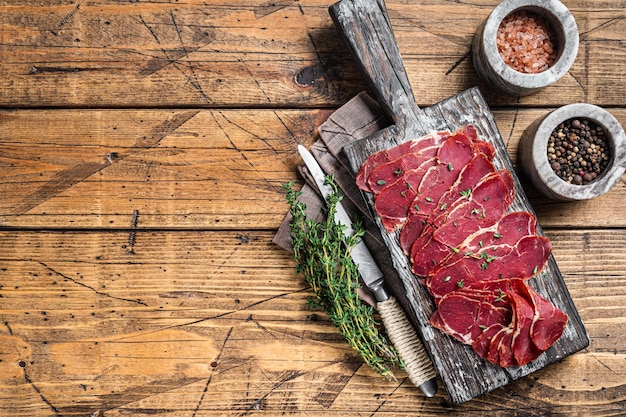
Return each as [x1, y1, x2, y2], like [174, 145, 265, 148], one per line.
[1, 0, 625, 415]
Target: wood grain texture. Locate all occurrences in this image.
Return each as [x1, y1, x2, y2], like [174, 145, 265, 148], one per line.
[1, 108, 626, 229]
[1, 0, 625, 108]
[0, 109, 325, 228]
[1, 0, 625, 414]
[0, 230, 623, 416]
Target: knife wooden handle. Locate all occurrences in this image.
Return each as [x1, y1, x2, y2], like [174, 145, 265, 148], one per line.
[378, 296, 438, 392]
[329, 0, 426, 131]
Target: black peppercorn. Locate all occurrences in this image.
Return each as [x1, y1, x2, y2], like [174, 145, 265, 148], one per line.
[547, 118, 610, 185]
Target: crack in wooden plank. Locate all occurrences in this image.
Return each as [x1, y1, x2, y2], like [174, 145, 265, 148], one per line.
[273, 111, 301, 149]
[590, 353, 619, 375]
[579, 16, 625, 40]
[28, 66, 108, 75]
[444, 50, 469, 76]
[247, 316, 279, 340]
[137, 13, 213, 102]
[112, 287, 310, 343]
[12, 110, 199, 215]
[237, 369, 305, 416]
[50, 0, 82, 36]
[209, 111, 282, 195]
[38, 261, 148, 306]
[126, 209, 139, 255]
[568, 68, 586, 96]
[3, 320, 13, 335]
[367, 376, 407, 416]
[192, 326, 234, 417]
[219, 113, 278, 152]
[506, 103, 519, 150]
[169, 10, 211, 103]
[236, 48, 271, 104]
[23, 368, 61, 417]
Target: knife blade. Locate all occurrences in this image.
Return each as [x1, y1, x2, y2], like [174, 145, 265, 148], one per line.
[297, 145, 438, 397]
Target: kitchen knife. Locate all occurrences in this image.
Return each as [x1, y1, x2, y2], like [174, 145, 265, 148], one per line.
[297, 144, 438, 397]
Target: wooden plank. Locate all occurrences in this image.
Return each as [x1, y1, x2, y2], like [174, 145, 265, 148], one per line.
[0, 229, 623, 416]
[2, 108, 626, 229]
[1, 0, 625, 108]
[0, 109, 326, 229]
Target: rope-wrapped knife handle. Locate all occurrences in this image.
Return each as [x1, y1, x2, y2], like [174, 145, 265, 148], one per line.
[378, 297, 438, 393]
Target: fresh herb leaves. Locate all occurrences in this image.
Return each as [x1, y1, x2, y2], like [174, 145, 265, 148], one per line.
[284, 179, 402, 380]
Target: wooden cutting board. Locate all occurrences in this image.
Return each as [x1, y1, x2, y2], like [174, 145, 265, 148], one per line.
[330, 0, 589, 404]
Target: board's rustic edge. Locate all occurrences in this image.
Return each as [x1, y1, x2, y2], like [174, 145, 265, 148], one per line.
[329, 0, 426, 132]
[416, 87, 589, 400]
[343, 87, 590, 404]
[332, 0, 589, 402]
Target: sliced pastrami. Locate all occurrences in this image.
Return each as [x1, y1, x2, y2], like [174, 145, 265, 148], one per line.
[526, 285, 568, 351]
[373, 131, 477, 232]
[372, 160, 435, 231]
[400, 153, 496, 254]
[355, 131, 450, 192]
[431, 170, 515, 249]
[426, 235, 552, 299]
[429, 287, 513, 345]
[410, 229, 450, 277]
[473, 323, 506, 360]
[444, 279, 566, 367]
[366, 153, 437, 194]
[399, 214, 429, 255]
[427, 211, 539, 272]
[507, 281, 545, 366]
[425, 153, 496, 224]
[490, 326, 515, 367]
[410, 170, 515, 276]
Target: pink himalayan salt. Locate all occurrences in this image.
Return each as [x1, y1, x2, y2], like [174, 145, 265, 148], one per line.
[497, 10, 557, 74]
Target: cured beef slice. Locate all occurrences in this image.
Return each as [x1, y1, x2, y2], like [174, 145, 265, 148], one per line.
[412, 131, 484, 215]
[473, 323, 506, 360]
[457, 124, 496, 160]
[356, 124, 568, 368]
[410, 170, 515, 277]
[366, 152, 436, 194]
[426, 235, 552, 299]
[399, 153, 495, 254]
[355, 130, 451, 193]
[526, 284, 569, 351]
[508, 285, 544, 366]
[433, 211, 539, 270]
[373, 130, 479, 232]
[429, 287, 513, 344]
[364, 133, 452, 194]
[372, 167, 427, 232]
[431, 170, 515, 248]
[434, 279, 566, 367]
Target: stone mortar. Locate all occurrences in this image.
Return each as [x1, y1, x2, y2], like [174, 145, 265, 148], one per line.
[472, 0, 579, 96]
[518, 103, 626, 201]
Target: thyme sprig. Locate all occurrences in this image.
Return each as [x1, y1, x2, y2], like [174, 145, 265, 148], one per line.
[283, 178, 402, 380]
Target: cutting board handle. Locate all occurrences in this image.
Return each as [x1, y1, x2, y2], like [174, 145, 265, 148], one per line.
[329, 0, 425, 132]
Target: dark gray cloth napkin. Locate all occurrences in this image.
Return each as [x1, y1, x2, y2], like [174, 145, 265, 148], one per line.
[273, 92, 414, 315]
